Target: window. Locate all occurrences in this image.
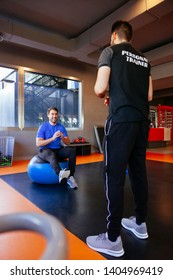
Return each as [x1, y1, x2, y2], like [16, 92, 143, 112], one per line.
[0, 66, 18, 127]
[0, 67, 82, 130]
[24, 71, 82, 129]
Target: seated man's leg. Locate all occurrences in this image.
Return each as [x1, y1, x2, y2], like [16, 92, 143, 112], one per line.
[38, 148, 70, 184]
[56, 147, 78, 189]
[38, 148, 61, 174]
[56, 147, 76, 176]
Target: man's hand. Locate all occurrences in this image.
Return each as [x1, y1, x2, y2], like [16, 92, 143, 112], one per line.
[52, 130, 64, 140]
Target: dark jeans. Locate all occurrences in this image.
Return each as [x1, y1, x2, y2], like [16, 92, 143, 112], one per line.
[104, 118, 150, 241]
[38, 146, 76, 176]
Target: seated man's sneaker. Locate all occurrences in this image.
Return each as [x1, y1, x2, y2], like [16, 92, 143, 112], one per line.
[59, 169, 70, 185]
[67, 176, 78, 189]
[121, 216, 148, 239]
[86, 233, 124, 257]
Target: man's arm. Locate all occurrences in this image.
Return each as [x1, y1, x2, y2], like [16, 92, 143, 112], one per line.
[36, 131, 70, 147]
[61, 135, 70, 146]
[148, 76, 153, 102]
[94, 66, 111, 98]
[36, 137, 53, 147]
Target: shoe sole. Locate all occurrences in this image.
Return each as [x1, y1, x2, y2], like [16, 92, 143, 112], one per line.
[87, 243, 124, 257]
[68, 185, 78, 190]
[121, 220, 148, 239]
[67, 182, 78, 189]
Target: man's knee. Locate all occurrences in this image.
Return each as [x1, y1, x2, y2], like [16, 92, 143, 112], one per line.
[40, 149, 56, 160]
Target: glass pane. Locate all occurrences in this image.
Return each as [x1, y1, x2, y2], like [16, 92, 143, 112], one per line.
[0, 66, 18, 127]
[24, 71, 82, 129]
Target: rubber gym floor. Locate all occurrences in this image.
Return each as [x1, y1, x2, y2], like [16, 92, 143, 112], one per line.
[0, 149, 173, 260]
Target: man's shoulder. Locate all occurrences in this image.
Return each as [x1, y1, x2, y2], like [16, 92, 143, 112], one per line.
[40, 121, 49, 128]
[38, 122, 50, 132]
[98, 46, 113, 68]
[100, 46, 113, 59]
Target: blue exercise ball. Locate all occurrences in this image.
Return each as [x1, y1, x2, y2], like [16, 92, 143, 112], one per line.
[28, 155, 68, 184]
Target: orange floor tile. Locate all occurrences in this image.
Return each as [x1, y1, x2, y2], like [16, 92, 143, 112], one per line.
[146, 152, 173, 163]
[0, 160, 29, 175]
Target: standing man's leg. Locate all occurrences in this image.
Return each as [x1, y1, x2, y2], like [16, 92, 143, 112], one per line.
[105, 120, 138, 241]
[86, 120, 138, 257]
[121, 120, 150, 239]
[127, 120, 149, 222]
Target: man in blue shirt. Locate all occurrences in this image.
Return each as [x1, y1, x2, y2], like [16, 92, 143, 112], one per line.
[36, 107, 78, 189]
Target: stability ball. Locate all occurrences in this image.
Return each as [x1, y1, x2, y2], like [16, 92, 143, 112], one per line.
[28, 155, 68, 184]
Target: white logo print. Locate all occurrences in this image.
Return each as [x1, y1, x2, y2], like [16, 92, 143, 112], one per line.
[122, 50, 148, 68]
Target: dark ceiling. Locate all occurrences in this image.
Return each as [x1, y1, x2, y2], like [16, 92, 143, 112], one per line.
[0, 0, 173, 95]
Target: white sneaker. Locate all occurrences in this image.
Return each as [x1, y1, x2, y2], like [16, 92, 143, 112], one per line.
[86, 233, 124, 257]
[121, 216, 148, 239]
[59, 169, 70, 184]
[67, 176, 78, 189]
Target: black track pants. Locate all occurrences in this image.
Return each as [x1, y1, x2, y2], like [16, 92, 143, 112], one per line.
[104, 119, 150, 241]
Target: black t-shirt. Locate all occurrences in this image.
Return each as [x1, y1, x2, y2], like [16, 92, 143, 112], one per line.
[98, 42, 151, 123]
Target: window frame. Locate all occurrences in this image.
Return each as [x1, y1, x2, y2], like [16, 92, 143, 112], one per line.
[0, 64, 83, 131]
[0, 64, 19, 130]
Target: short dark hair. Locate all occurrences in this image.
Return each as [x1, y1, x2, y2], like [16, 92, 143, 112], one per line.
[47, 107, 58, 114]
[111, 20, 132, 42]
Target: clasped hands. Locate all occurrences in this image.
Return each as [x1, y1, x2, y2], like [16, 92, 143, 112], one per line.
[53, 130, 64, 140]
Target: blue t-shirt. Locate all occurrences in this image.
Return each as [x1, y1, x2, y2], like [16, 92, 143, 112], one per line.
[37, 122, 68, 149]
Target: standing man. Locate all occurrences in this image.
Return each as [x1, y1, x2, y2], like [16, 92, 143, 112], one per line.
[36, 107, 78, 189]
[86, 21, 153, 257]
